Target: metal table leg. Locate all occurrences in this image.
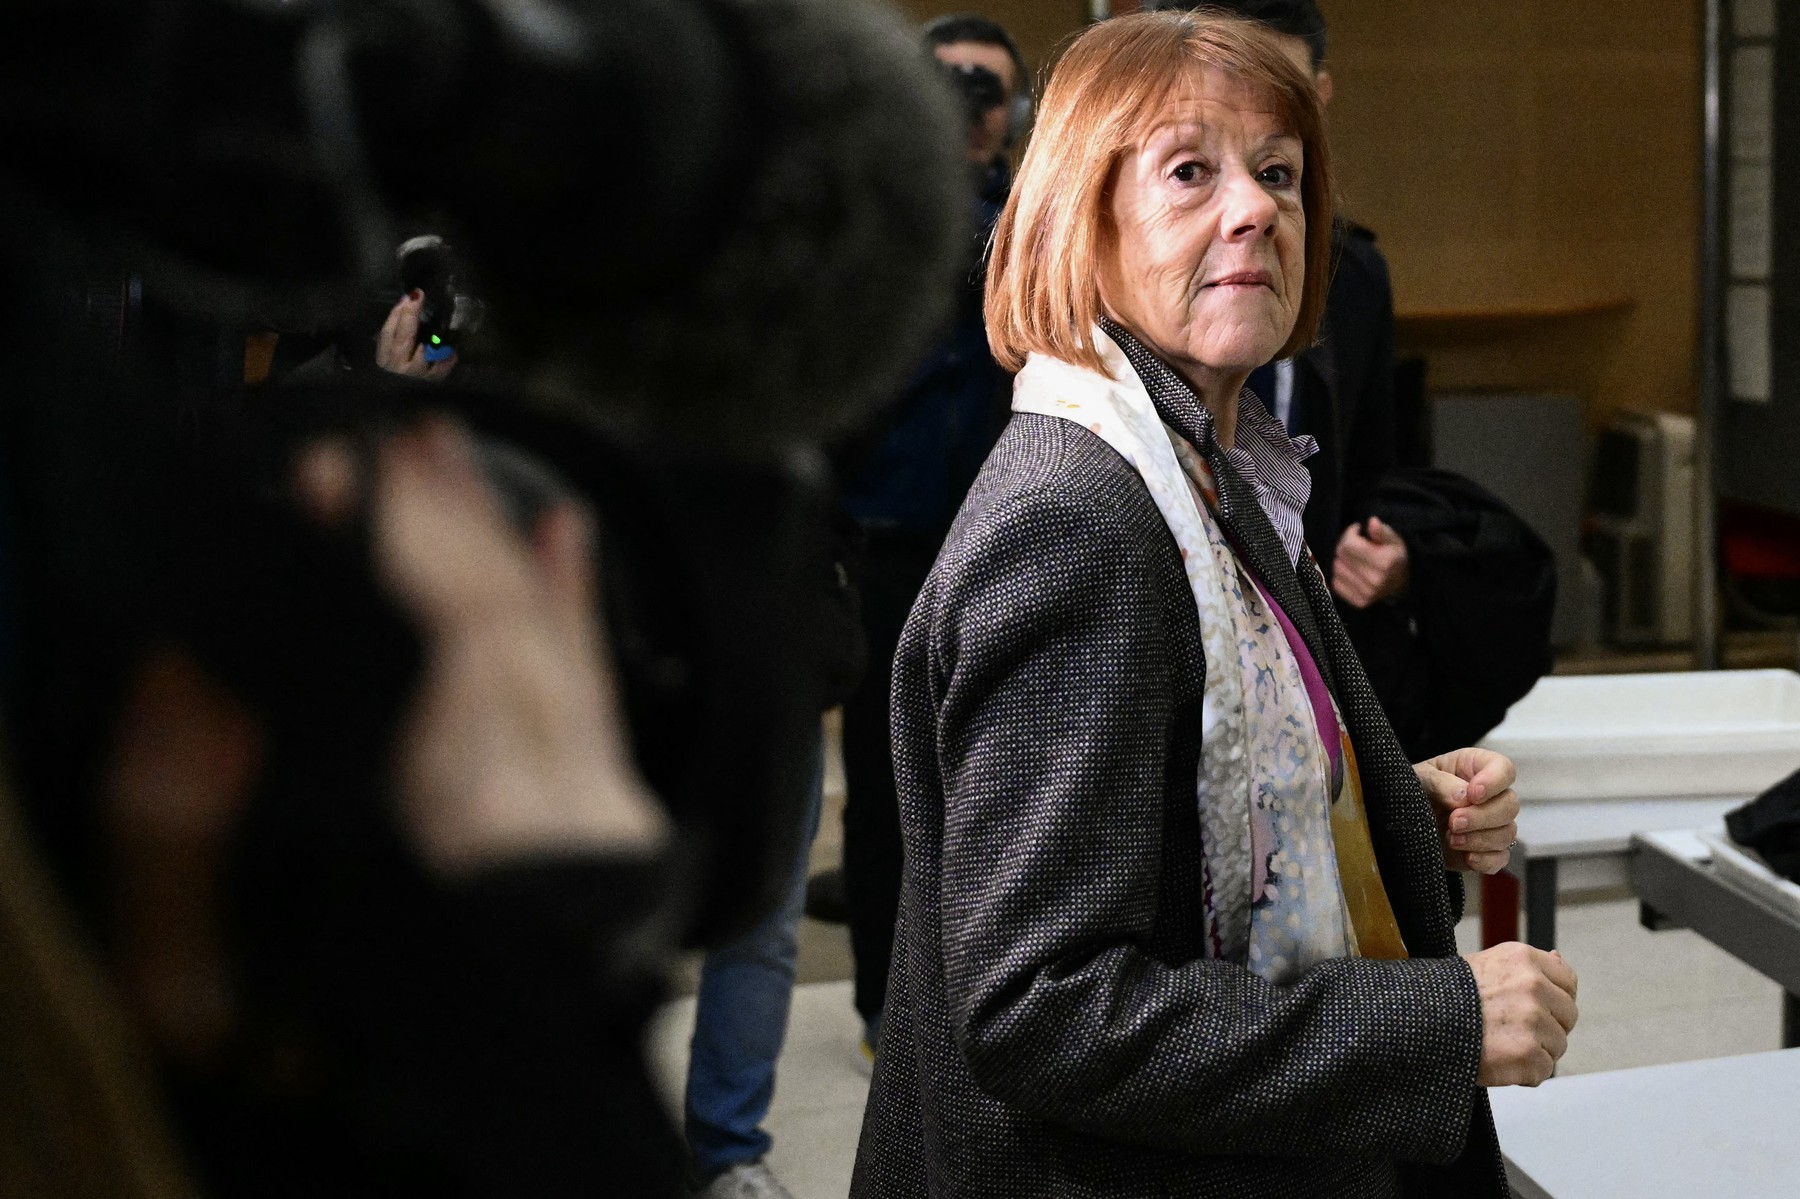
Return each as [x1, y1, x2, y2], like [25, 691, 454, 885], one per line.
[1482, 871, 1521, 948]
[1525, 858, 1559, 952]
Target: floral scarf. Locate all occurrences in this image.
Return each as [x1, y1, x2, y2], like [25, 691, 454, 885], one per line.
[1011, 330, 1405, 978]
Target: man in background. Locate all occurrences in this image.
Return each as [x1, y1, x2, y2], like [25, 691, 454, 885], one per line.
[1149, 0, 1410, 610]
[823, 13, 1031, 1056]
[1148, 0, 1555, 758]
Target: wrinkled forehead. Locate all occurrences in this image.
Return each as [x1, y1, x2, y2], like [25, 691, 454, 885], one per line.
[1121, 61, 1298, 154]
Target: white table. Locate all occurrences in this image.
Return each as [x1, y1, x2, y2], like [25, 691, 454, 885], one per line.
[1491, 1048, 1800, 1198]
[1473, 668, 1800, 951]
[1633, 827, 1800, 1047]
[1496, 796, 1745, 950]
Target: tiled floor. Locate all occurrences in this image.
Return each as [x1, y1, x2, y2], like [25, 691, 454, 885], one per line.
[651, 894, 1786, 1199]
[650, 979, 869, 1199]
[1480, 897, 1782, 1077]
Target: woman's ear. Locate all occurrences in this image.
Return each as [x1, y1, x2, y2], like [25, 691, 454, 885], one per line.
[1313, 69, 1334, 110]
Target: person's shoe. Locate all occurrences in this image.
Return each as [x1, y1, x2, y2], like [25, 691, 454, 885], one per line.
[803, 866, 849, 924]
[854, 1014, 880, 1076]
[695, 1160, 796, 1199]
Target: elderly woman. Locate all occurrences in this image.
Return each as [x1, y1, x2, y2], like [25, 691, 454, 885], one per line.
[852, 12, 1579, 1198]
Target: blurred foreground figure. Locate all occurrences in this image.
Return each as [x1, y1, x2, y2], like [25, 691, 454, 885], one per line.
[0, 1, 965, 1195]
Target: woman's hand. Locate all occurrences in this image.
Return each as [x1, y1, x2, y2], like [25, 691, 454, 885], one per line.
[375, 291, 458, 380]
[1463, 942, 1579, 1086]
[1414, 748, 1519, 874]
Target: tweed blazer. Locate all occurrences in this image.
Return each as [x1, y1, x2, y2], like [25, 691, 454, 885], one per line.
[850, 343, 1508, 1199]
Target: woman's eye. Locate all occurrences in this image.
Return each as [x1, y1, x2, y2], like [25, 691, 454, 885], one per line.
[1257, 162, 1297, 188]
[1171, 160, 1209, 185]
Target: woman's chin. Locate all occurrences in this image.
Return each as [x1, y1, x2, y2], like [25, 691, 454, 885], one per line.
[1190, 343, 1289, 377]
[1181, 320, 1291, 374]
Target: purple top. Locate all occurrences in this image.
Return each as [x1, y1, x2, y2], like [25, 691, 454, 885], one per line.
[1249, 571, 1343, 789]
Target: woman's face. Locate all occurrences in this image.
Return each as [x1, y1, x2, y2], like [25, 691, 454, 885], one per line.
[1102, 68, 1305, 384]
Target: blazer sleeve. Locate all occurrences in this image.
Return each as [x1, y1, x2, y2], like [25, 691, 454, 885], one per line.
[926, 479, 1485, 1166]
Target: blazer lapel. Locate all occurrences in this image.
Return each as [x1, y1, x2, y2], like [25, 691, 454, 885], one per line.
[1101, 321, 1337, 689]
[1296, 554, 1461, 958]
[1099, 323, 1464, 964]
[1205, 454, 1338, 694]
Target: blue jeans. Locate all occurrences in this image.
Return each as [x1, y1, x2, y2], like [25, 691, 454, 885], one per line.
[684, 733, 824, 1181]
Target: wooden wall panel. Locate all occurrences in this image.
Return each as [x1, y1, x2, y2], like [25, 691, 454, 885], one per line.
[889, 0, 1705, 422]
[1311, 0, 1702, 423]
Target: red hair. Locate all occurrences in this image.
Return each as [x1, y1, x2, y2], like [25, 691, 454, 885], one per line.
[986, 9, 1335, 374]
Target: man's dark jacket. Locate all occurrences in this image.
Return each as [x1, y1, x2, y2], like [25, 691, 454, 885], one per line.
[1354, 469, 1556, 760]
[1293, 224, 1397, 584]
[851, 334, 1506, 1197]
[1296, 227, 1554, 760]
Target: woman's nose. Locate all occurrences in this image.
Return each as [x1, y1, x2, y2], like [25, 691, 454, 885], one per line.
[1218, 170, 1278, 241]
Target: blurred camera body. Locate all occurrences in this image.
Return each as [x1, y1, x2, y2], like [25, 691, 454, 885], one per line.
[939, 60, 1007, 130]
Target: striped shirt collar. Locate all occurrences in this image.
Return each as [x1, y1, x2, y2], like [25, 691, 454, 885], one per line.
[1100, 321, 1318, 566]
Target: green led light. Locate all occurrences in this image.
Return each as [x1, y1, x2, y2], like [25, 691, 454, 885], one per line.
[429, 335, 442, 345]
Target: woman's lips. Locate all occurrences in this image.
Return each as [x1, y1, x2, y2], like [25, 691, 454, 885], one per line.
[1205, 270, 1274, 289]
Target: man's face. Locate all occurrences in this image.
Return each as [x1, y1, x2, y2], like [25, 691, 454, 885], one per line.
[933, 40, 1019, 166]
